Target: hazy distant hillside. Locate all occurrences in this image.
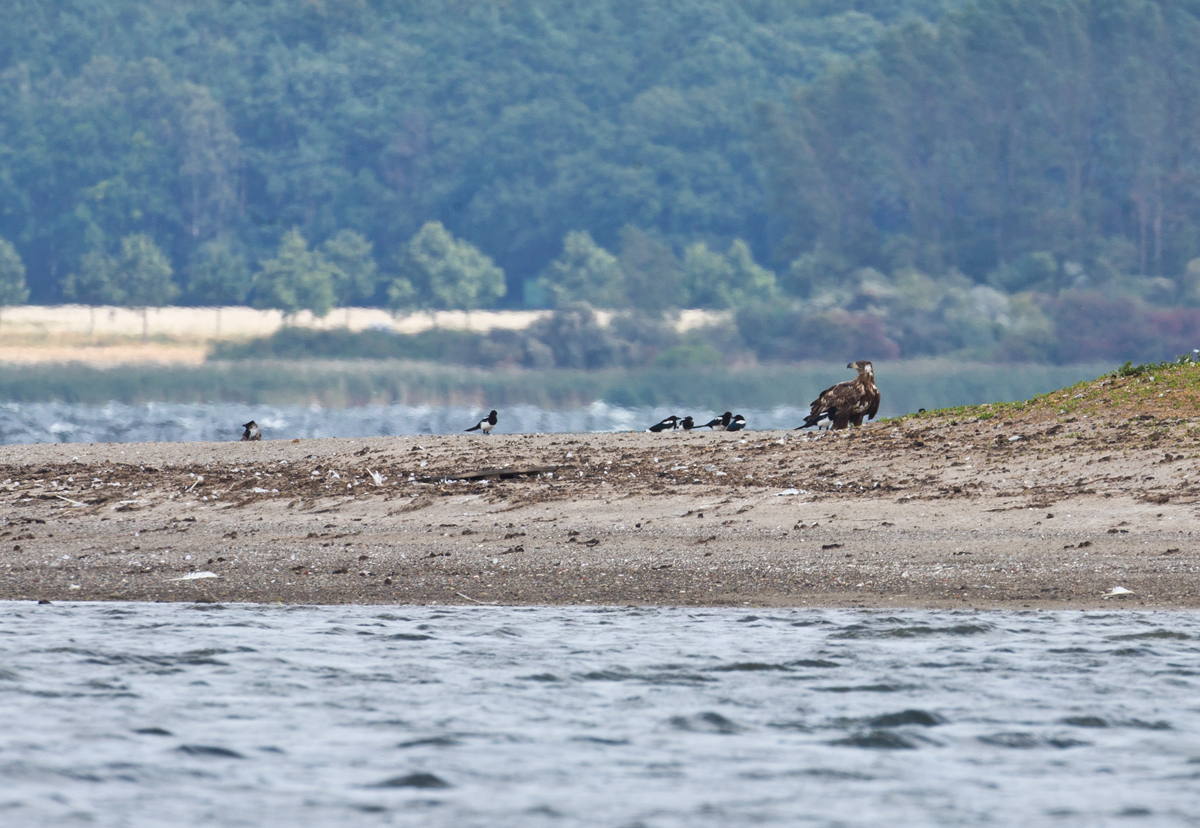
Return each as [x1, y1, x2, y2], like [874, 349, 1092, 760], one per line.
[0, 0, 954, 301]
[4, 0, 1199, 369]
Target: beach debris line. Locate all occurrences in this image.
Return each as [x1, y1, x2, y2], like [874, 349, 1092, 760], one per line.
[419, 465, 558, 483]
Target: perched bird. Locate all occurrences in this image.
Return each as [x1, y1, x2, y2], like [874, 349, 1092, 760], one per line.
[797, 408, 836, 431]
[647, 415, 680, 433]
[241, 420, 261, 441]
[466, 410, 498, 434]
[798, 360, 880, 431]
[679, 416, 695, 431]
[702, 412, 733, 431]
[726, 414, 746, 432]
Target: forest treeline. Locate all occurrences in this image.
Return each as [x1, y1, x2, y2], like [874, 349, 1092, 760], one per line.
[3, 0, 1200, 366]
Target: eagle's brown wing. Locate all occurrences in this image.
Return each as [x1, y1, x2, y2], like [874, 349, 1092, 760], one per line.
[865, 385, 880, 420]
[810, 379, 854, 416]
[814, 379, 879, 429]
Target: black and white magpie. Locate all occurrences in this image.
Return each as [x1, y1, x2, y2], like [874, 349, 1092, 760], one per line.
[726, 414, 746, 432]
[796, 407, 837, 430]
[466, 410, 498, 434]
[647, 415, 680, 433]
[679, 416, 695, 431]
[241, 420, 261, 441]
[702, 411, 733, 431]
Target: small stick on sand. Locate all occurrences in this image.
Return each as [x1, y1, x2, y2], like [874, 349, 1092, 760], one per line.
[455, 591, 497, 605]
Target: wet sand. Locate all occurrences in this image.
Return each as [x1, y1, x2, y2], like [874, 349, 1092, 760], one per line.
[2, 407, 1198, 610]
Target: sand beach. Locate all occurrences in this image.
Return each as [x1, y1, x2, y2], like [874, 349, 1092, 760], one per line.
[2, 365, 1198, 610]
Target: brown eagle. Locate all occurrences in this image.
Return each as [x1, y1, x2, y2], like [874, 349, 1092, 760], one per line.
[797, 360, 880, 431]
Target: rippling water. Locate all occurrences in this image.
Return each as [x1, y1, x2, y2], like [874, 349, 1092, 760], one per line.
[0, 402, 813, 444]
[3, 604, 1199, 827]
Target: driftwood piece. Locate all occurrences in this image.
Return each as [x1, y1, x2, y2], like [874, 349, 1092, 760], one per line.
[419, 465, 559, 483]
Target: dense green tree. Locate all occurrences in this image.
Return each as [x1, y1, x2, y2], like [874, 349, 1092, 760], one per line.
[253, 229, 336, 320]
[759, 0, 1200, 285]
[322, 230, 379, 308]
[537, 231, 625, 309]
[681, 239, 776, 308]
[0, 1, 951, 304]
[188, 240, 250, 306]
[618, 227, 681, 314]
[0, 238, 29, 327]
[115, 233, 177, 341]
[188, 239, 250, 335]
[61, 229, 124, 334]
[399, 222, 505, 311]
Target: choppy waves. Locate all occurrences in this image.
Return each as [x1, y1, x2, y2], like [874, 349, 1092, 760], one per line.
[2, 604, 1199, 827]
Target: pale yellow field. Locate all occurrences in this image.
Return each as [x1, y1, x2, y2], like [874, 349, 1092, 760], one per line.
[0, 305, 728, 364]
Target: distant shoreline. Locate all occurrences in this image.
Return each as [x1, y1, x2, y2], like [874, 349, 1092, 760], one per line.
[4, 404, 1196, 609]
[0, 358, 1111, 411]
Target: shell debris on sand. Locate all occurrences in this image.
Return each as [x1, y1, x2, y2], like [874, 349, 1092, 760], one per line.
[167, 572, 220, 582]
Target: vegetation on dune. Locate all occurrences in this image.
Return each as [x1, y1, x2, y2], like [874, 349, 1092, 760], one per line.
[900, 354, 1200, 426]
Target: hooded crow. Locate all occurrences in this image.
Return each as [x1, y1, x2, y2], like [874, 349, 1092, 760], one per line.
[466, 410, 498, 434]
[702, 411, 733, 431]
[241, 420, 261, 441]
[726, 414, 746, 432]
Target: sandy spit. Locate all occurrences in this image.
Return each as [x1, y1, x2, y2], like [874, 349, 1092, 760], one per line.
[1, 417, 1197, 610]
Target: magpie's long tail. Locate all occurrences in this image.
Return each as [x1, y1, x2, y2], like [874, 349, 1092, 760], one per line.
[796, 407, 836, 429]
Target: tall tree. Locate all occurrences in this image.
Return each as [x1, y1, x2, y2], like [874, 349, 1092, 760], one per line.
[681, 239, 776, 308]
[187, 239, 250, 335]
[61, 230, 124, 335]
[399, 221, 505, 312]
[618, 226, 681, 315]
[116, 233, 177, 341]
[322, 229, 379, 315]
[537, 231, 625, 308]
[0, 238, 29, 330]
[253, 229, 336, 321]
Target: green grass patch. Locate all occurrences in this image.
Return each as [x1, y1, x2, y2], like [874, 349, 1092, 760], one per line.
[894, 353, 1200, 424]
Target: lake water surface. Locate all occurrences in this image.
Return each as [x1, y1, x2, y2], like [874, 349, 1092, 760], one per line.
[2, 603, 1199, 827]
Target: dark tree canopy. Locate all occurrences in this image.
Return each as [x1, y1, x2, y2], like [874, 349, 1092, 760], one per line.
[0, 0, 951, 304]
